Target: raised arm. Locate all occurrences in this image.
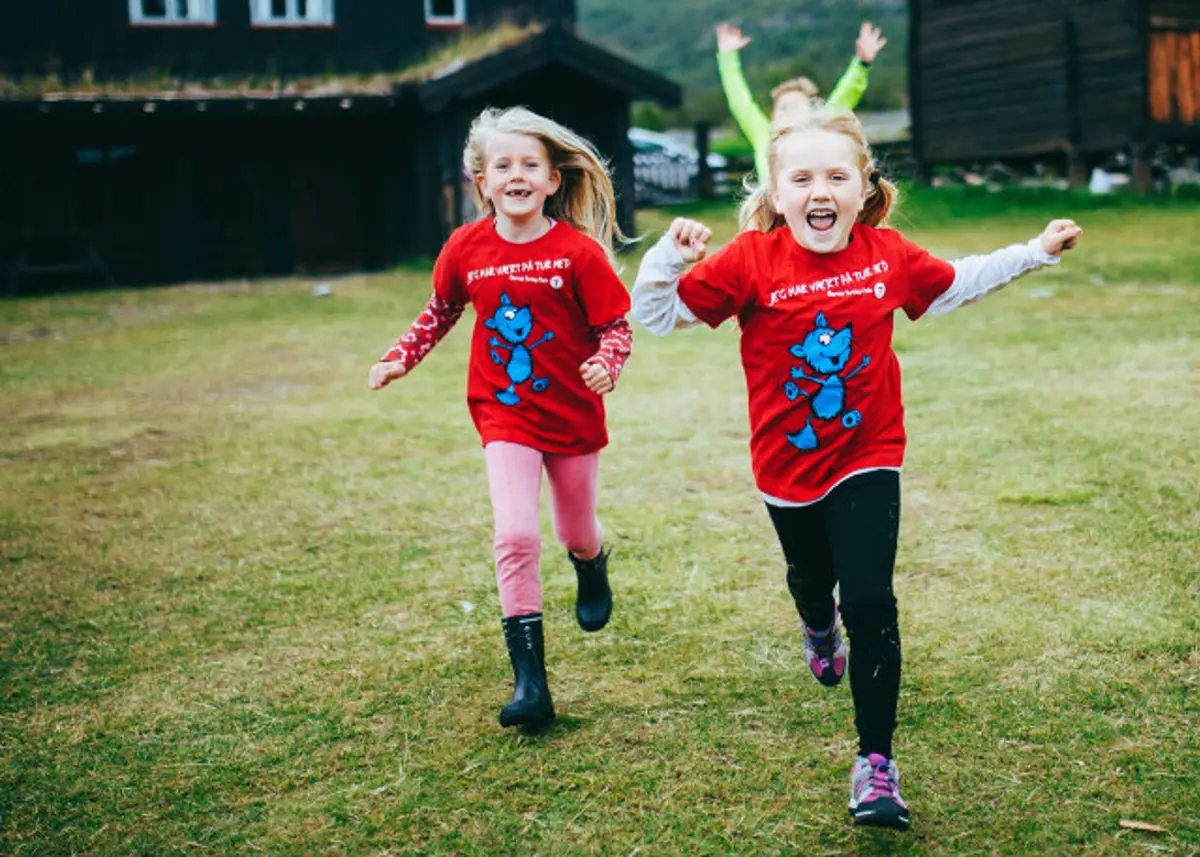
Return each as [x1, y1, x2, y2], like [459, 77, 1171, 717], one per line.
[631, 219, 713, 336]
[827, 59, 870, 111]
[716, 24, 771, 164]
[928, 220, 1082, 316]
[828, 23, 885, 110]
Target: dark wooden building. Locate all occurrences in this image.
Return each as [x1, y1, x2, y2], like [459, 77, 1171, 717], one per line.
[0, 1, 680, 288]
[909, 0, 1200, 185]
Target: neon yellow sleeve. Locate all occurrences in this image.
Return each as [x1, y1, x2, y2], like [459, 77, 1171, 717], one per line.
[827, 58, 870, 111]
[717, 49, 771, 182]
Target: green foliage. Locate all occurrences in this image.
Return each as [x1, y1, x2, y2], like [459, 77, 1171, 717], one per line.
[895, 184, 1200, 226]
[2, 194, 1199, 854]
[631, 101, 667, 132]
[709, 134, 755, 159]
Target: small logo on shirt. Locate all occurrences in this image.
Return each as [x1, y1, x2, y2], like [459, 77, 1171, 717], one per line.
[550, 275, 564, 290]
[874, 282, 887, 299]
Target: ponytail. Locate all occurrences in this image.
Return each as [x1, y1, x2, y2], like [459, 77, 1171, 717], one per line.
[860, 170, 898, 228]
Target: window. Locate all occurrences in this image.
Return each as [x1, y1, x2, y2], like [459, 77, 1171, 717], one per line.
[425, 0, 465, 28]
[129, 0, 216, 25]
[250, 0, 334, 26]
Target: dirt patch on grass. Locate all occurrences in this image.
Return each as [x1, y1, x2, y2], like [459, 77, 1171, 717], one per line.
[0, 325, 63, 346]
[1, 426, 177, 478]
[100, 427, 173, 465]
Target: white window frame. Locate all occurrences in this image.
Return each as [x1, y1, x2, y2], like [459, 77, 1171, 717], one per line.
[425, 0, 466, 28]
[129, 0, 216, 25]
[250, 0, 334, 26]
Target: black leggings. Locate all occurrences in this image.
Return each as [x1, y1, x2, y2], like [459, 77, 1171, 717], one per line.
[766, 469, 902, 759]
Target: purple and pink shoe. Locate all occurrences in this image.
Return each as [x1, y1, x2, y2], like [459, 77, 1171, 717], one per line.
[849, 753, 910, 830]
[801, 613, 847, 687]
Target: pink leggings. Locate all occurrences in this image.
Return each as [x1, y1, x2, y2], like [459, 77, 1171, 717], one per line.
[485, 441, 603, 618]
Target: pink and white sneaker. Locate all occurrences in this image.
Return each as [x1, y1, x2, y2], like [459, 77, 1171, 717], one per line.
[849, 753, 910, 830]
[801, 614, 847, 687]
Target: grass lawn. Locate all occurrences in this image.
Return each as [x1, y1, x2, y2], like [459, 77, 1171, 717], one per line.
[1, 189, 1198, 855]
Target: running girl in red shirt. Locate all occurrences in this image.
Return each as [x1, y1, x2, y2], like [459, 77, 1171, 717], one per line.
[632, 107, 1080, 829]
[369, 107, 633, 732]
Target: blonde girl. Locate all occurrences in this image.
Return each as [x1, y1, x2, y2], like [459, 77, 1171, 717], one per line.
[632, 106, 1080, 829]
[370, 107, 634, 731]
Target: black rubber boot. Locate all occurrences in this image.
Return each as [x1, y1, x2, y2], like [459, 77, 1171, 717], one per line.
[569, 546, 612, 632]
[499, 613, 555, 730]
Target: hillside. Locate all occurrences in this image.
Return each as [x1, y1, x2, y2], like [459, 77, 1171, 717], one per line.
[578, 0, 909, 121]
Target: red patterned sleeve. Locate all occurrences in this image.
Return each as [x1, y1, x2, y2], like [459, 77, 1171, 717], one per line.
[587, 317, 633, 383]
[379, 291, 466, 372]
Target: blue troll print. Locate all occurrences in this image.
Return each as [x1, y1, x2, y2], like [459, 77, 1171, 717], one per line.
[485, 292, 554, 406]
[783, 312, 870, 451]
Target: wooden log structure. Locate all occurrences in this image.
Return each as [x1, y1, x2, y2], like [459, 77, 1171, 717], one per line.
[910, 0, 1200, 188]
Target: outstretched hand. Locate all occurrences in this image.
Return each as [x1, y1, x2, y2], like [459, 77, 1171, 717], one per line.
[1040, 219, 1083, 257]
[716, 22, 751, 53]
[856, 22, 887, 64]
[369, 360, 407, 390]
[667, 217, 713, 263]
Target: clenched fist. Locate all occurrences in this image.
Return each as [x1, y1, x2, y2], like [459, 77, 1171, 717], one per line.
[668, 218, 713, 264]
[1039, 219, 1083, 257]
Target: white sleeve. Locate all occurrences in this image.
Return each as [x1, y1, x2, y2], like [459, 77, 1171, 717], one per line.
[631, 234, 702, 336]
[927, 237, 1062, 317]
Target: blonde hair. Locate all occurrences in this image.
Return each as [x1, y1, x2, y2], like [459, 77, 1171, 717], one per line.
[770, 76, 820, 106]
[738, 105, 898, 234]
[464, 106, 626, 264]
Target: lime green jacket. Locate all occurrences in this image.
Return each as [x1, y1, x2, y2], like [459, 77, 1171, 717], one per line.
[717, 49, 870, 183]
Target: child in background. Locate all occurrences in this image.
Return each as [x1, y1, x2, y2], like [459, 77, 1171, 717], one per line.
[632, 107, 1079, 829]
[716, 21, 887, 183]
[369, 106, 633, 732]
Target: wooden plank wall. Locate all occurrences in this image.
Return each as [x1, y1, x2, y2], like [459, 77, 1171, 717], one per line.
[913, 0, 1070, 162]
[1147, 0, 1200, 129]
[1071, 0, 1145, 153]
[1148, 31, 1200, 124]
[912, 0, 1143, 163]
[1149, 0, 1200, 28]
[0, 111, 421, 285]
